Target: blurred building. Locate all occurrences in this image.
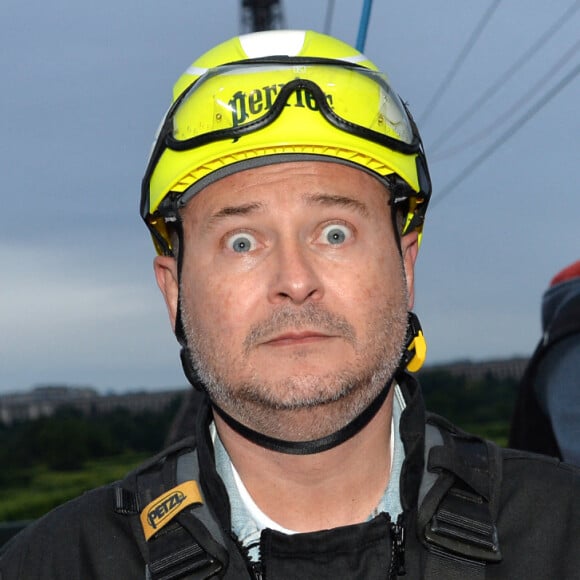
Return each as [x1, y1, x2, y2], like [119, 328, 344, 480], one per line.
[423, 356, 529, 382]
[0, 384, 186, 425]
[1, 357, 529, 425]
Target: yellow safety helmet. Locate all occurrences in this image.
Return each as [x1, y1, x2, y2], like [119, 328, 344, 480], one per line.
[141, 29, 431, 256]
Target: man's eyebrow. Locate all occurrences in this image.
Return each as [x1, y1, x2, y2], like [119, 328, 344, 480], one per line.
[206, 201, 265, 226]
[304, 193, 370, 217]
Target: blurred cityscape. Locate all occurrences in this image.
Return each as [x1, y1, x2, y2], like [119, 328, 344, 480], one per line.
[0, 356, 528, 426]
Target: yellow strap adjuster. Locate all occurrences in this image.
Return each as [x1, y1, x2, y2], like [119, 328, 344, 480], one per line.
[406, 329, 427, 372]
[140, 480, 203, 540]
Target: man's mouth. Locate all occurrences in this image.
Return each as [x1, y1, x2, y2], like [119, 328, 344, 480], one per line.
[262, 331, 334, 346]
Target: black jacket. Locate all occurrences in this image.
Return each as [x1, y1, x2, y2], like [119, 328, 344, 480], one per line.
[2, 373, 580, 579]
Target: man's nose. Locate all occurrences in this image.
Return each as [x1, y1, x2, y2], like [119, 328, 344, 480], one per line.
[267, 239, 324, 305]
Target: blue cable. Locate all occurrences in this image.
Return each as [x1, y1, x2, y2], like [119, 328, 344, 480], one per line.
[355, 0, 373, 52]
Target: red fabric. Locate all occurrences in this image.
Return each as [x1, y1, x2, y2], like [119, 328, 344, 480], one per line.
[550, 260, 580, 287]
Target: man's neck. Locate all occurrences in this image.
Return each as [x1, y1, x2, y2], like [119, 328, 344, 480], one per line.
[213, 388, 395, 533]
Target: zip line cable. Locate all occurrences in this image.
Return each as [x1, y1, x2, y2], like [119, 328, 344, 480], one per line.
[432, 37, 580, 161]
[430, 0, 580, 155]
[324, 0, 335, 35]
[432, 60, 580, 208]
[356, 0, 373, 52]
[419, 0, 502, 126]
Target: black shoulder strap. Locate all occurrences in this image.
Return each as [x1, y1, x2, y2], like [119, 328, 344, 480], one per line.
[114, 444, 229, 580]
[418, 419, 503, 579]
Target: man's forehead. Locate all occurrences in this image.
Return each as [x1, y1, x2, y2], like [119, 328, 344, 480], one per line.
[180, 160, 391, 218]
[202, 192, 371, 224]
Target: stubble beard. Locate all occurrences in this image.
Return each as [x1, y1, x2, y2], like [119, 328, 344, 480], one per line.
[180, 277, 409, 442]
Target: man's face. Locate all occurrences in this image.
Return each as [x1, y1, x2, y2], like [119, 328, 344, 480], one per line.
[155, 161, 418, 441]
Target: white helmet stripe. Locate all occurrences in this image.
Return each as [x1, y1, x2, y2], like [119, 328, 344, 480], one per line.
[239, 30, 306, 58]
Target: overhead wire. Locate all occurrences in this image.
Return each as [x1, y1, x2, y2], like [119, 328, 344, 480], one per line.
[432, 60, 580, 208]
[431, 36, 580, 161]
[430, 0, 580, 155]
[419, 0, 502, 126]
[323, 0, 335, 35]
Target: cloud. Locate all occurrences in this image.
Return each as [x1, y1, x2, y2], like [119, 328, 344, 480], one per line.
[0, 243, 186, 393]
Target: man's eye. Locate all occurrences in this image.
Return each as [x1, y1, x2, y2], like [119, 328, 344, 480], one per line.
[226, 232, 257, 253]
[319, 224, 352, 245]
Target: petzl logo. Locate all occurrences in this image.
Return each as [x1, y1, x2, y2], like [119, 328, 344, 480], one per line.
[147, 491, 186, 529]
[140, 480, 203, 540]
[228, 83, 333, 127]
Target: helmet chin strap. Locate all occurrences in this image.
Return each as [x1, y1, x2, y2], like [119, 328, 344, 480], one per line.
[212, 380, 393, 455]
[178, 326, 415, 454]
[180, 342, 394, 455]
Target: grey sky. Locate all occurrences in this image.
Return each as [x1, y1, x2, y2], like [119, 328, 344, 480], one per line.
[1, 0, 579, 393]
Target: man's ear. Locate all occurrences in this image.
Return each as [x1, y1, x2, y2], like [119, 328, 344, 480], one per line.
[400, 230, 419, 310]
[153, 255, 179, 332]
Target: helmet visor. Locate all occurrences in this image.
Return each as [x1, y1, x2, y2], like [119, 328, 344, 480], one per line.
[165, 59, 419, 153]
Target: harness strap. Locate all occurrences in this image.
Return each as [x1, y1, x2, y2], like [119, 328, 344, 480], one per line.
[114, 448, 229, 580]
[419, 421, 503, 579]
[424, 545, 486, 580]
[114, 418, 503, 579]
[146, 520, 222, 580]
